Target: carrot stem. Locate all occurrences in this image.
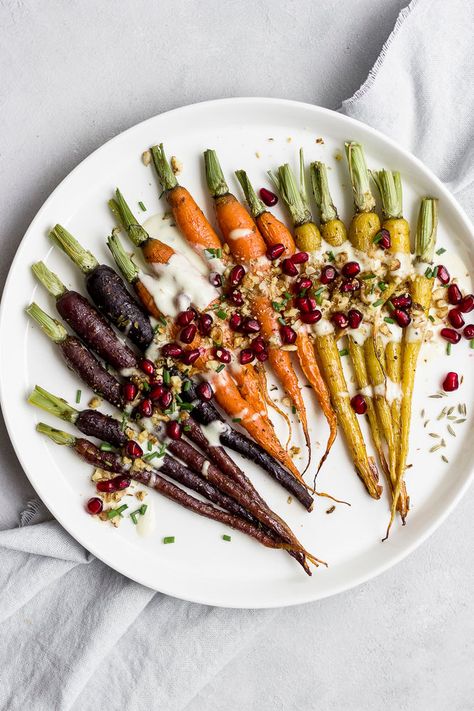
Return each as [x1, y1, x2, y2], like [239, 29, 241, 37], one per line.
[371, 170, 403, 220]
[204, 149, 229, 198]
[49, 225, 99, 274]
[150, 144, 178, 192]
[345, 141, 376, 213]
[109, 189, 149, 247]
[268, 157, 312, 228]
[28, 386, 78, 424]
[107, 233, 139, 284]
[235, 170, 265, 218]
[26, 303, 68, 343]
[36, 422, 76, 447]
[31, 262, 67, 298]
[310, 161, 338, 224]
[415, 197, 438, 261]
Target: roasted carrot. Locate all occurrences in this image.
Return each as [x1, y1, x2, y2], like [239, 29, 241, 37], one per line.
[236, 168, 338, 473]
[204, 150, 312, 469]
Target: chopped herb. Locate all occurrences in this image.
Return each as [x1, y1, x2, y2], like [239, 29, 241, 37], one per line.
[232, 417, 241, 423]
[138, 201, 147, 211]
[205, 248, 222, 259]
[130, 511, 140, 525]
[378, 281, 388, 292]
[428, 315, 435, 322]
[278, 317, 286, 326]
[140, 504, 148, 515]
[100, 442, 114, 452]
[291, 405, 297, 414]
[183, 380, 191, 392]
[120, 413, 128, 432]
[446, 343, 452, 355]
[143, 451, 160, 462]
[142, 381, 150, 392]
[316, 293, 323, 305]
[163, 369, 170, 385]
[470, 339, 474, 349]
[107, 504, 128, 519]
[179, 402, 194, 411]
[339, 348, 349, 357]
[384, 317, 395, 324]
[216, 309, 227, 319]
[373, 231, 383, 243]
[175, 394, 183, 404]
[424, 266, 434, 278]
[283, 291, 292, 300]
[216, 364, 225, 373]
[327, 251, 335, 262]
[372, 299, 384, 308]
[76, 389, 82, 404]
[222, 534, 232, 542]
[163, 536, 175, 544]
[158, 315, 167, 327]
[183, 424, 191, 432]
[361, 273, 376, 280]
[272, 301, 283, 311]
[313, 286, 325, 297]
[436, 247, 446, 255]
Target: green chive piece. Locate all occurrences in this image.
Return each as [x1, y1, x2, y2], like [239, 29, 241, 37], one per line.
[140, 504, 148, 515]
[361, 273, 376, 280]
[470, 339, 474, 349]
[428, 315, 435, 322]
[372, 299, 384, 307]
[183, 380, 191, 392]
[446, 343, 452, 355]
[163, 369, 170, 385]
[216, 309, 227, 319]
[130, 511, 139, 525]
[75, 389, 82, 404]
[232, 417, 242, 423]
[99, 442, 114, 452]
[159, 315, 167, 327]
[222, 534, 232, 542]
[138, 201, 146, 211]
[327, 251, 335, 262]
[313, 286, 325, 296]
[216, 364, 226, 373]
[339, 348, 349, 357]
[291, 405, 297, 414]
[378, 282, 388, 292]
[384, 317, 395, 324]
[436, 247, 446, 255]
[424, 266, 433, 278]
[163, 536, 175, 544]
[107, 504, 128, 520]
[373, 231, 384, 244]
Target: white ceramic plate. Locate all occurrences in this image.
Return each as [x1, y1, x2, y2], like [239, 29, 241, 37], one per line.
[1, 98, 473, 608]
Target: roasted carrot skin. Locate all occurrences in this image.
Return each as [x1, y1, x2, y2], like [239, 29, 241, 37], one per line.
[75, 409, 128, 448]
[59, 337, 123, 408]
[167, 185, 223, 253]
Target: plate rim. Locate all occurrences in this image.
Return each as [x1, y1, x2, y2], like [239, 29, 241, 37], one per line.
[1, 96, 473, 608]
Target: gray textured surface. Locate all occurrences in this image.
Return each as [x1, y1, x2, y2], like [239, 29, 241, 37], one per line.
[0, 1, 472, 709]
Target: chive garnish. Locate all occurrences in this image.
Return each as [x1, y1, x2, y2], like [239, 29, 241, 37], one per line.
[130, 511, 139, 525]
[216, 364, 225, 373]
[446, 343, 452, 355]
[107, 504, 128, 519]
[163, 536, 175, 544]
[327, 251, 335, 262]
[138, 201, 146, 211]
[76, 389, 81, 404]
[361, 273, 376, 280]
[373, 231, 384, 244]
[158, 315, 167, 327]
[372, 298, 384, 307]
[316, 294, 323, 305]
[428, 315, 435, 322]
[278, 317, 286, 326]
[120, 413, 128, 432]
[424, 266, 433, 278]
[378, 281, 388, 292]
[140, 504, 148, 515]
[163, 369, 170, 385]
[205, 248, 222, 259]
[183, 424, 191, 432]
[272, 301, 283, 311]
[216, 309, 227, 319]
[384, 317, 395, 324]
[222, 534, 232, 542]
[313, 286, 325, 296]
[436, 247, 446, 255]
[179, 402, 194, 411]
[339, 348, 349, 356]
[232, 417, 241, 423]
[100, 442, 114, 452]
[470, 339, 474, 349]
[183, 380, 191, 392]
[291, 405, 297, 414]
[143, 451, 159, 462]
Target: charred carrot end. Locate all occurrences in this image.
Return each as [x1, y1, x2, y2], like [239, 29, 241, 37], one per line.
[296, 331, 337, 475]
[109, 189, 149, 247]
[212, 370, 304, 482]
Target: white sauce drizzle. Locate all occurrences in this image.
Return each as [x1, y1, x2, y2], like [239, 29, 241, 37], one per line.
[312, 318, 334, 337]
[200, 420, 230, 447]
[201, 460, 211, 477]
[348, 322, 371, 346]
[385, 377, 402, 404]
[359, 385, 373, 398]
[228, 228, 253, 241]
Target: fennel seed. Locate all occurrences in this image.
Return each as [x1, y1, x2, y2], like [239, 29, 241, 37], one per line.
[441, 455, 449, 463]
[430, 444, 443, 453]
[447, 425, 456, 437]
[429, 433, 440, 438]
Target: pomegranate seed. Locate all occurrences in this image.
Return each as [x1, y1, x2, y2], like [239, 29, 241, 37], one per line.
[448, 309, 465, 329]
[228, 289, 244, 306]
[158, 390, 173, 409]
[320, 265, 337, 284]
[280, 325, 297, 344]
[307, 297, 318, 312]
[463, 324, 474, 340]
[228, 265, 245, 287]
[459, 294, 474, 313]
[376, 229, 391, 250]
[331, 312, 348, 329]
[256, 350, 269, 362]
[181, 348, 201, 365]
[259, 187, 278, 206]
[351, 394, 367, 415]
[440, 328, 461, 344]
[96, 479, 117, 493]
[442, 371, 459, 392]
[214, 347, 231, 363]
[166, 421, 182, 440]
[294, 276, 313, 293]
[436, 265, 450, 285]
[239, 348, 255, 365]
[198, 313, 213, 335]
[266, 243, 285, 260]
[447, 283, 462, 305]
[150, 384, 166, 401]
[180, 323, 197, 344]
[140, 359, 155, 376]
[162, 343, 183, 359]
[348, 309, 363, 329]
[291, 251, 309, 264]
[340, 279, 360, 293]
[177, 309, 195, 326]
[391, 293, 412, 310]
[242, 318, 261, 334]
[122, 382, 137, 402]
[210, 272, 222, 287]
[282, 258, 298, 277]
[125, 440, 143, 459]
[252, 337, 266, 354]
[112, 475, 131, 490]
[139, 398, 153, 417]
[295, 296, 311, 313]
[196, 382, 213, 401]
[392, 309, 411, 328]
[301, 310, 322, 324]
[86, 497, 103, 515]
[229, 313, 243, 331]
[342, 261, 360, 278]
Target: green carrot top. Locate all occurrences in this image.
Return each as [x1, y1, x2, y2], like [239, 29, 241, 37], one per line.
[268, 149, 312, 227]
[415, 197, 438, 263]
[371, 170, 403, 220]
[345, 141, 376, 214]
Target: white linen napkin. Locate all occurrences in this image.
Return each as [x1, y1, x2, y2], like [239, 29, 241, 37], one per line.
[1, 1, 472, 709]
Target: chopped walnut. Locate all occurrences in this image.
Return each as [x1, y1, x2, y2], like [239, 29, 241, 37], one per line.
[135, 490, 147, 501]
[170, 156, 183, 174]
[88, 396, 102, 409]
[142, 150, 151, 166]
